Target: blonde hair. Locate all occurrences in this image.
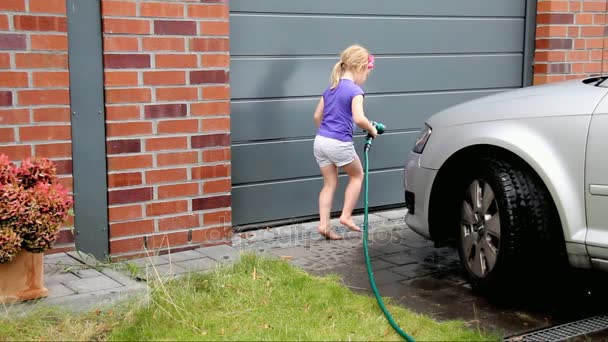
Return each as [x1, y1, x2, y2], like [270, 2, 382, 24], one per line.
[330, 44, 370, 89]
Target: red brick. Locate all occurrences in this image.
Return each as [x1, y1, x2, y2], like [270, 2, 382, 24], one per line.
[593, 14, 605, 25]
[146, 200, 188, 216]
[107, 122, 153, 137]
[18, 90, 69, 106]
[156, 54, 197, 68]
[33, 107, 70, 122]
[192, 164, 230, 179]
[201, 118, 230, 132]
[0, 128, 14, 143]
[143, 71, 186, 86]
[584, 62, 602, 73]
[106, 88, 151, 104]
[34, 142, 71, 158]
[567, 26, 579, 37]
[109, 204, 143, 221]
[536, 26, 567, 38]
[146, 168, 188, 184]
[0, 15, 9, 30]
[145, 136, 188, 151]
[193, 195, 231, 211]
[55, 229, 74, 245]
[567, 51, 590, 61]
[31, 34, 68, 51]
[0, 53, 9, 68]
[0, 34, 27, 50]
[159, 214, 199, 231]
[199, 21, 229, 36]
[0, 0, 25, 11]
[108, 172, 143, 187]
[0, 145, 32, 160]
[19, 125, 70, 141]
[54, 159, 72, 175]
[202, 86, 230, 100]
[104, 54, 150, 69]
[144, 103, 187, 119]
[536, 38, 572, 50]
[103, 19, 151, 34]
[110, 237, 145, 254]
[157, 119, 199, 134]
[15, 53, 68, 68]
[586, 38, 604, 49]
[14, 15, 67, 32]
[104, 71, 139, 87]
[202, 148, 230, 162]
[548, 63, 571, 74]
[110, 219, 154, 238]
[192, 226, 232, 244]
[103, 37, 139, 52]
[581, 26, 605, 37]
[154, 20, 196, 35]
[102, 1, 137, 16]
[107, 139, 141, 154]
[191, 101, 230, 116]
[190, 70, 229, 84]
[537, 14, 573, 25]
[156, 87, 199, 102]
[148, 232, 189, 249]
[105, 105, 141, 121]
[201, 54, 229, 67]
[157, 151, 198, 166]
[108, 154, 153, 171]
[158, 182, 199, 199]
[0, 108, 29, 125]
[141, 3, 185, 18]
[32, 71, 69, 87]
[187, 4, 228, 19]
[109, 187, 153, 205]
[203, 210, 231, 226]
[582, 1, 607, 12]
[191, 133, 230, 148]
[0, 91, 12, 107]
[575, 13, 594, 25]
[537, 1, 569, 12]
[30, 0, 66, 14]
[190, 38, 229, 51]
[142, 37, 185, 51]
[204, 179, 231, 194]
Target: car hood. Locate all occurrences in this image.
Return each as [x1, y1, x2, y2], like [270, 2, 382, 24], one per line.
[427, 79, 608, 128]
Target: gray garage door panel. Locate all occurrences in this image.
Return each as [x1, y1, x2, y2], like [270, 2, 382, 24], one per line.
[231, 55, 523, 100]
[233, 132, 416, 184]
[232, 90, 503, 142]
[232, 170, 404, 226]
[231, 0, 525, 17]
[231, 16, 524, 56]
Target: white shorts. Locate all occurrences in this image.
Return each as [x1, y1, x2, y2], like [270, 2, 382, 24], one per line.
[313, 135, 357, 168]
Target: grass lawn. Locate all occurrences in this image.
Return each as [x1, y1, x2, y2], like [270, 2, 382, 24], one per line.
[0, 254, 498, 341]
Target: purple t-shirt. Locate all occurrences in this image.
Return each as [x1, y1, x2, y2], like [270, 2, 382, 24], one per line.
[317, 79, 364, 142]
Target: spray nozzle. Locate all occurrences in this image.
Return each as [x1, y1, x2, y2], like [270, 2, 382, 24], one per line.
[367, 121, 386, 139]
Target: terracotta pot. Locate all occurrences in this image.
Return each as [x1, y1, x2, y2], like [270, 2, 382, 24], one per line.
[0, 251, 48, 304]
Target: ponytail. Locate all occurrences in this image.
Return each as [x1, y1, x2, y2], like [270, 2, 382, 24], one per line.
[329, 61, 343, 89]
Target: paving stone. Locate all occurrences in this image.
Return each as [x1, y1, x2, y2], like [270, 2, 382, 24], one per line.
[173, 257, 216, 273]
[130, 255, 170, 267]
[46, 282, 76, 299]
[71, 268, 105, 279]
[64, 276, 122, 294]
[46, 271, 80, 284]
[289, 257, 327, 271]
[44, 255, 83, 274]
[379, 253, 418, 266]
[196, 244, 240, 264]
[365, 268, 407, 286]
[137, 263, 186, 281]
[269, 246, 318, 258]
[162, 250, 204, 263]
[367, 242, 408, 256]
[304, 241, 347, 255]
[389, 263, 438, 280]
[374, 209, 407, 221]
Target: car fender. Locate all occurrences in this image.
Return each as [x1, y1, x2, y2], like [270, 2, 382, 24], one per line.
[420, 115, 592, 244]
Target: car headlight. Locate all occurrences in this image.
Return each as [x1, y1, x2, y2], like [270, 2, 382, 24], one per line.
[413, 124, 432, 154]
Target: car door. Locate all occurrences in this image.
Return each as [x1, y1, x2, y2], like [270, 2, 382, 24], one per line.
[585, 92, 608, 262]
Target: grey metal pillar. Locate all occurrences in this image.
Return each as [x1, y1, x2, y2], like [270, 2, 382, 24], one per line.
[66, 0, 109, 260]
[523, 0, 538, 87]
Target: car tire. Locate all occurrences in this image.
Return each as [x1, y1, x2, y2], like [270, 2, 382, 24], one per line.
[456, 157, 565, 293]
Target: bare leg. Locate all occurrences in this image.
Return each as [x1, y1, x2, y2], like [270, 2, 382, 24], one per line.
[317, 163, 342, 240]
[339, 157, 364, 232]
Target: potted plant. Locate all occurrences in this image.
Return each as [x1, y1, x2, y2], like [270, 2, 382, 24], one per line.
[0, 155, 73, 304]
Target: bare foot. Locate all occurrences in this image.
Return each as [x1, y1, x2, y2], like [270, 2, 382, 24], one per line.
[339, 217, 362, 232]
[317, 226, 343, 240]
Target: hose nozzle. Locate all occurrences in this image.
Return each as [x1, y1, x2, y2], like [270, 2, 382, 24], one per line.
[367, 121, 386, 139]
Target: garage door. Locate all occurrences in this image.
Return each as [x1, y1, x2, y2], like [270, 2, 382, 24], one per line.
[230, 0, 536, 227]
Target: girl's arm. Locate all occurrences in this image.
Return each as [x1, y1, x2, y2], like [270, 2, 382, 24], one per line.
[313, 97, 324, 128]
[352, 95, 377, 137]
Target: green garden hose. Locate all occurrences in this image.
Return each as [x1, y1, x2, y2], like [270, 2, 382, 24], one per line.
[362, 133, 416, 342]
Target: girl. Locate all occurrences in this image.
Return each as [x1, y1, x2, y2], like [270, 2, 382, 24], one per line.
[313, 44, 378, 240]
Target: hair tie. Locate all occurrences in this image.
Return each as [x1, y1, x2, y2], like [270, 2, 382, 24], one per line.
[368, 54, 375, 70]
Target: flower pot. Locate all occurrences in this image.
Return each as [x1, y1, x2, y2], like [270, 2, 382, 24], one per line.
[0, 251, 48, 304]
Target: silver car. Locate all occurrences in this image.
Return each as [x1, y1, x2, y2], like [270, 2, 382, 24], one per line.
[404, 76, 608, 291]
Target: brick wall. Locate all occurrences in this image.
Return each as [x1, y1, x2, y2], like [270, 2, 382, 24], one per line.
[101, 0, 232, 259]
[534, 0, 608, 84]
[0, 0, 74, 253]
